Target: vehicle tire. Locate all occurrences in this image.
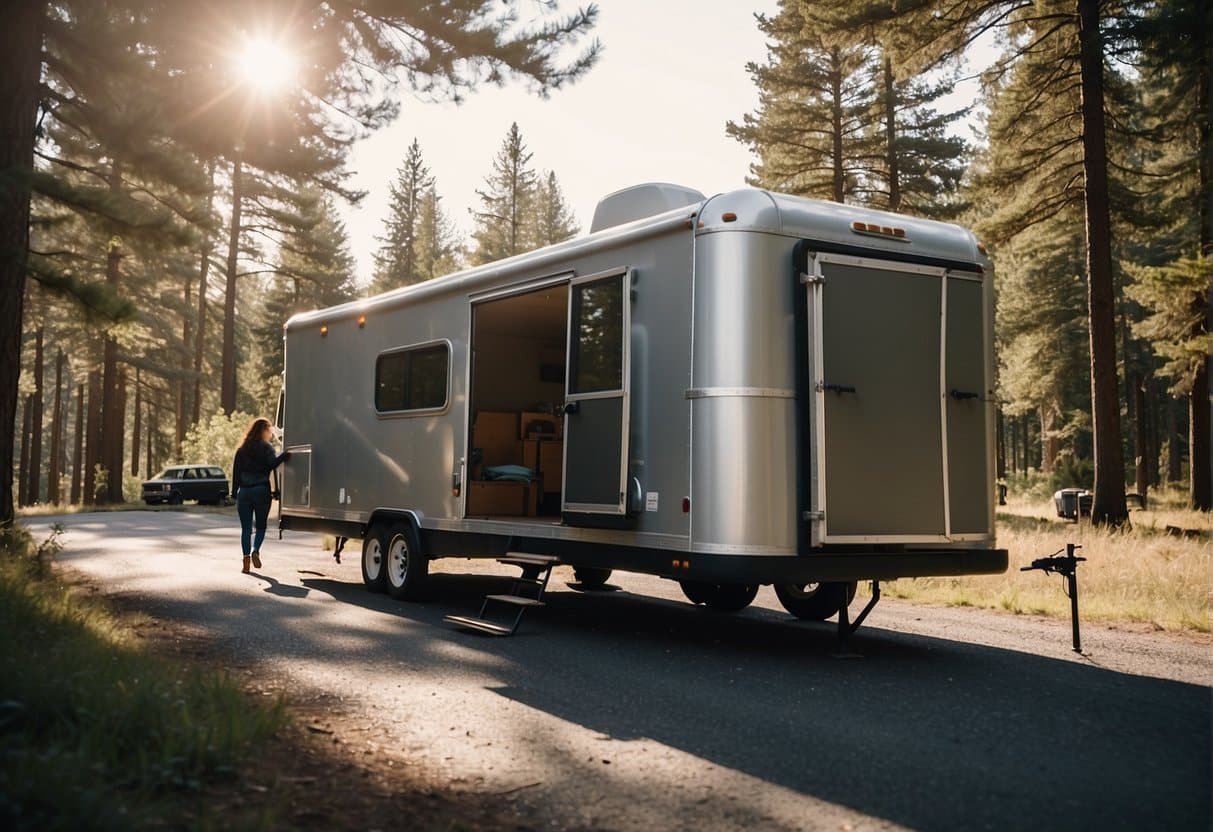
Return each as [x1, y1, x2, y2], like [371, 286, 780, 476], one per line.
[573, 566, 612, 588]
[703, 583, 759, 612]
[774, 581, 857, 621]
[361, 527, 388, 593]
[168, 492, 184, 506]
[679, 580, 713, 605]
[384, 523, 428, 601]
[680, 581, 758, 611]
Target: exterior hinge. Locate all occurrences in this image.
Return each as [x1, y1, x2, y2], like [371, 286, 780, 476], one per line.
[799, 273, 825, 285]
[802, 510, 824, 521]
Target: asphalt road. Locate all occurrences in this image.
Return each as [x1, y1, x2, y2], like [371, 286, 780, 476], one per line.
[26, 511, 1212, 831]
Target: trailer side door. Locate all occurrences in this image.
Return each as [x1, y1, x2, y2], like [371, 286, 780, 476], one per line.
[562, 268, 632, 517]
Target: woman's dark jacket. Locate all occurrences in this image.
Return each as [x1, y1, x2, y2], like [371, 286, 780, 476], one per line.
[232, 441, 288, 493]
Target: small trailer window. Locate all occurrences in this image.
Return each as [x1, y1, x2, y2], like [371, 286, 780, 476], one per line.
[375, 343, 449, 413]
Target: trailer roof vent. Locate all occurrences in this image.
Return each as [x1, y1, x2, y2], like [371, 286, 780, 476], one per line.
[590, 183, 705, 233]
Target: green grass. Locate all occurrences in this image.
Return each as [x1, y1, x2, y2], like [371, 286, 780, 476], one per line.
[0, 523, 284, 831]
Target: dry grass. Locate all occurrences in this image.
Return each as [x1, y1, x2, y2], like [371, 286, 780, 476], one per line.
[877, 486, 1211, 633]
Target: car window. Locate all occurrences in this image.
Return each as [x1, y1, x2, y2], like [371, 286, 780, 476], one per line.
[183, 469, 196, 479]
[206, 467, 225, 478]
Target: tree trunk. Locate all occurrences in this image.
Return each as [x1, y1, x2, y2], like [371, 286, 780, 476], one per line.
[221, 155, 243, 414]
[1078, 0, 1128, 525]
[177, 272, 191, 454]
[110, 367, 127, 503]
[48, 349, 64, 504]
[84, 369, 101, 505]
[18, 394, 31, 508]
[830, 52, 845, 203]
[996, 409, 1007, 479]
[1191, 373, 1211, 510]
[193, 241, 211, 426]
[1134, 374, 1148, 505]
[1040, 401, 1060, 475]
[146, 399, 154, 478]
[131, 368, 141, 476]
[25, 325, 44, 504]
[1167, 395, 1183, 483]
[882, 54, 901, 212]
[0, 0, 44, 526]
[71, 382, 84, 504]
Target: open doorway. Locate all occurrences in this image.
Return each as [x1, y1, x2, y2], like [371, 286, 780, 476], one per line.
[467, 283, 569, 519]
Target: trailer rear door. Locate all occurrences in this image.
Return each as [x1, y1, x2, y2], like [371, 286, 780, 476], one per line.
[804, 252, 990, 544]
[562, 268, 632, 516]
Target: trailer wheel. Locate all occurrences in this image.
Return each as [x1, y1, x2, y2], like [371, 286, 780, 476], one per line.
[361, 528, 388, 593]
[774, 581, 857, 621]
[384, 524, 428, 601]
[573, 566, 612, 588]
[680, 581, 759, 612]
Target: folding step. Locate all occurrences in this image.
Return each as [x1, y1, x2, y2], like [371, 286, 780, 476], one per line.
[443, 615, 513, 636]
[485, 594, 544, 607]
[446, 555, 558, 637]
[499, 554, 560, 568]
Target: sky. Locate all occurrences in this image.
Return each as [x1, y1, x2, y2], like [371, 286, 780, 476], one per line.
[339, 1, 989, 286]
[340, 1, 781, 285]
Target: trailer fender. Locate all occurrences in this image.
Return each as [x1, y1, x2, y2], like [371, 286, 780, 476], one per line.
[365, 508, 425, 540]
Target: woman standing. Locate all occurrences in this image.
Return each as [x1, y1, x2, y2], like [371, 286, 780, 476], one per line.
[232, 417, 290, 574]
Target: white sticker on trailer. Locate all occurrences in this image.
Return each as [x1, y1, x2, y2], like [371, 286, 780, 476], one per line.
[645, 492, 659, 512]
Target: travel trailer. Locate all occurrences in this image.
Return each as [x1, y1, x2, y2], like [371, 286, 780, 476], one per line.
[278, 184, 1007, 631]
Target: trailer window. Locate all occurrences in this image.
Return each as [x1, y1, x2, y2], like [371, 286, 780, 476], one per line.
[375, 344, 449, 413]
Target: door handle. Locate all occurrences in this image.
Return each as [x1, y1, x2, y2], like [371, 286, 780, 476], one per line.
[816, 382, 857, 394]
[563, 401, 580, 415]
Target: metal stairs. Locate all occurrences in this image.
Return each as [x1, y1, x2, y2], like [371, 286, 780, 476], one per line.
[444, 554, 559, 636]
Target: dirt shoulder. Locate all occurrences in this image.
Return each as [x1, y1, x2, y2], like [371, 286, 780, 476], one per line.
[88, 580, 534, 832]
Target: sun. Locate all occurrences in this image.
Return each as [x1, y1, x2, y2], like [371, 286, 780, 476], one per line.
[234, 36, 297, 93]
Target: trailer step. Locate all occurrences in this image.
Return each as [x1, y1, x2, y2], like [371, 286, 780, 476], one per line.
[446, 556, 558, 637]
[499, 554, 561, 568]
[443, 615, 513, 636]
[485, 594, 545, 607]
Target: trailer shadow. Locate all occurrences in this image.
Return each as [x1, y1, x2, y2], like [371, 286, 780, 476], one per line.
[283, 570, 1212, 831]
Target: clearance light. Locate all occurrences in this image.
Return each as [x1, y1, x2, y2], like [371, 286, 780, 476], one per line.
[357, 314, 366, 328]
[852, 220, 908, 240]
[721, 212, 738, 222]
[320, 325, 328, 337]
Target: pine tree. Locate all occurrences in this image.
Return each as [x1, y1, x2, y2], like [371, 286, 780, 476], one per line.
[528, 171, 580, 248]
[471, 123, 539, 264]
[728, 3, 873, 201]
[413, 187, 463, 282]
[1, 0, 600, 524]
[371, 140, 434, 294]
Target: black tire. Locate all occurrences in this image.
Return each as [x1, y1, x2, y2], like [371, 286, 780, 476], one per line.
[168, 492, 184, 506]
[679, 580, 713, 605]
[573, 566, 612, 588]
[361, 527, 388, 593]
[679, 580, 759, 612]
[774, 581, 857, 621]
[384, 523, 428, 601]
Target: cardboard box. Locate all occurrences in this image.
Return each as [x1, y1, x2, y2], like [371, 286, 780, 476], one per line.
[474, 412, 522, 466]
[521, 411, 561, 440]
[539, 440, 563, 493]
[467, 480, 536, 517]
[522, 438, 564, 494]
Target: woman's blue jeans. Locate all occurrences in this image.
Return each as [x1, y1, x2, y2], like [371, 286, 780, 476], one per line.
[236, 485, 272, 557]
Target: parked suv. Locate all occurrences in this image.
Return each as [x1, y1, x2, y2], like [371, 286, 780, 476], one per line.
[142, 465, 229, 505]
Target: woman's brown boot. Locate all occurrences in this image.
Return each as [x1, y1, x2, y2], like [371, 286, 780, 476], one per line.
[242, 556, 251, 574]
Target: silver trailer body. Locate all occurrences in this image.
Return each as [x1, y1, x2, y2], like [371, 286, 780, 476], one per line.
[280, 186, 1006, 588]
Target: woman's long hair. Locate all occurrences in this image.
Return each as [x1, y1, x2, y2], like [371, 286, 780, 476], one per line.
[240, 417, 272, 452]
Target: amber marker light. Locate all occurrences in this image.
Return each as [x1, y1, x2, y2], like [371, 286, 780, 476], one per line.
[320, 325, 328, 337]
[357, 314, 367, 328]
[721, 212, 738, 222]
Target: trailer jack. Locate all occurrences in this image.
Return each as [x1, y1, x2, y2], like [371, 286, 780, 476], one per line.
[1020, 543, 1085, 653]
[832, 580, 881, 658]
[332, 536, 347, 564]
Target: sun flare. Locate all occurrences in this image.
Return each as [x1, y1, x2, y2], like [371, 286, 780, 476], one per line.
[235, 36, 296, 93]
